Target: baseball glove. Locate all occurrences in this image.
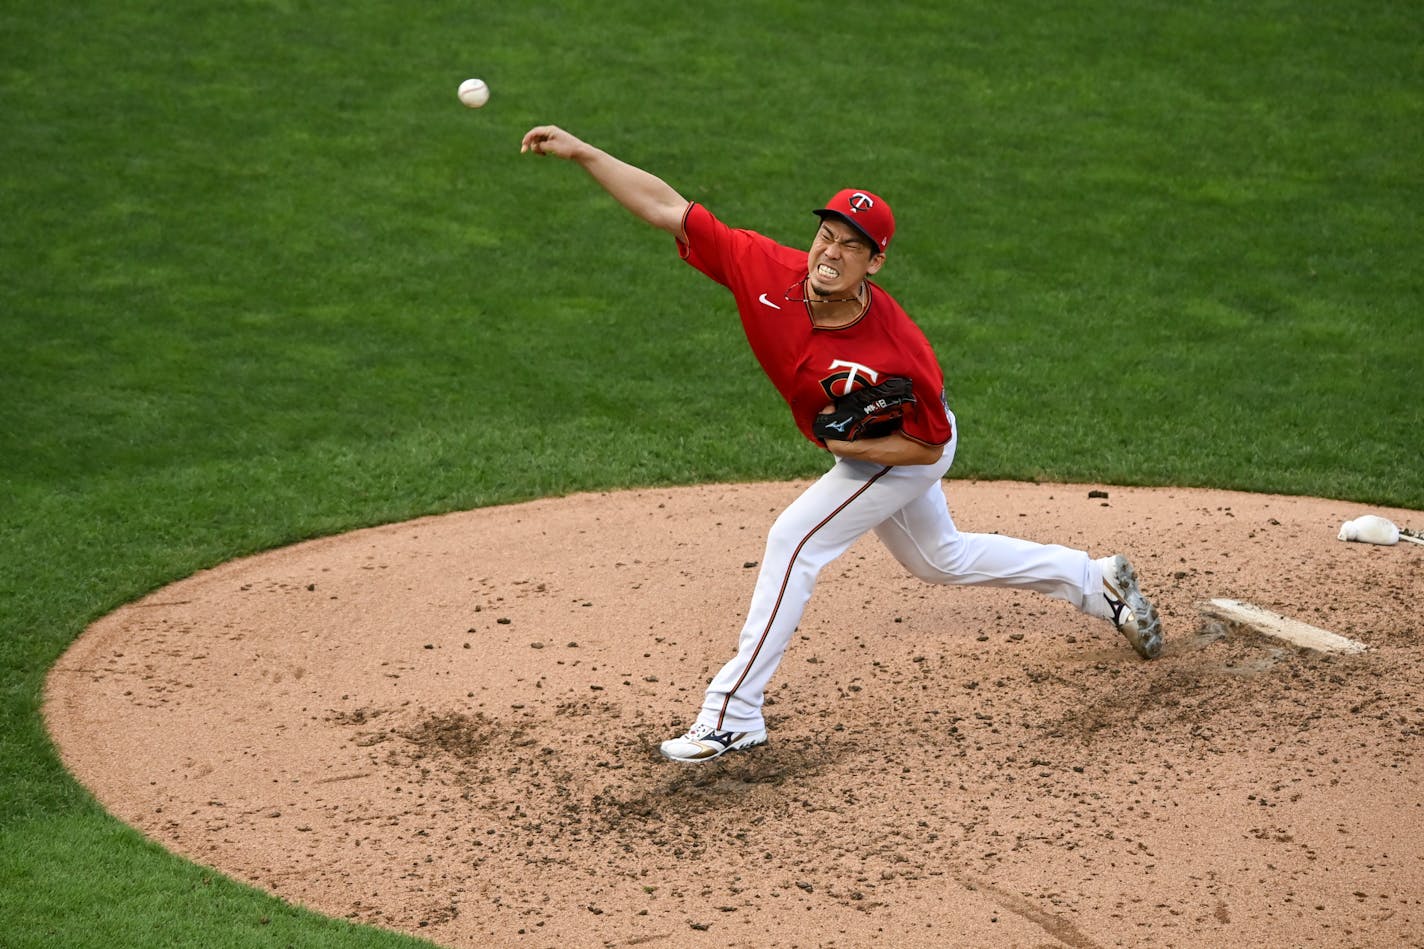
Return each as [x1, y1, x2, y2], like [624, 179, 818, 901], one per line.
[813, 376, 917, 442]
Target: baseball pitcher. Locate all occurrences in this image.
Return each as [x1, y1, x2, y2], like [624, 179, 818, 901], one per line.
[520, 125, 1164, 763]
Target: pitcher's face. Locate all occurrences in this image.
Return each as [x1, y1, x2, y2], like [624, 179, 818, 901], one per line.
[807, 218, 883, 298]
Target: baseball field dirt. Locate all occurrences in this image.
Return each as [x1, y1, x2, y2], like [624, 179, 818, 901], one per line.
[44, 481, 1424, 948]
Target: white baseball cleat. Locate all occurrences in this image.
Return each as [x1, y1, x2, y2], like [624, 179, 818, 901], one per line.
[659, 722, 767, 763]
[1099, 554, 1163, 659]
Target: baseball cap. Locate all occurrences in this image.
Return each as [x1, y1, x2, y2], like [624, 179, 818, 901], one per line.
[813, 189, 895, 254]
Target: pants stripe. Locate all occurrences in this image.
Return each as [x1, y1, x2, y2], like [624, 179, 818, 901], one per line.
[715, 465, 893, 728]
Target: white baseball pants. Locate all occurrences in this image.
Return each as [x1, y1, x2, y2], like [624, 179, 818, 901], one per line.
[699, 423, 1109, 732]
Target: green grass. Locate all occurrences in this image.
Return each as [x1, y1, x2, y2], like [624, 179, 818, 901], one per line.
[2, 1, 1420, 945]
[2, 815, 418, 948]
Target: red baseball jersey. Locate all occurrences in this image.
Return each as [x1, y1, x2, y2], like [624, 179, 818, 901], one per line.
[676, 202, 952, 448]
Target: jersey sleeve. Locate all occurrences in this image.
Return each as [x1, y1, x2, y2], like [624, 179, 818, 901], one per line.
[676, 203, 745, 288]
[899, 384, 953, 446]
[898, 338, 954, 447]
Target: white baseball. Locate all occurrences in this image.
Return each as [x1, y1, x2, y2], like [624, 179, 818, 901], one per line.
[458, 78, 490, 108]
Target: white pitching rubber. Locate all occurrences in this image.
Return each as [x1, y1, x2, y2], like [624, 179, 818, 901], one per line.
[1201, 598, 1367, 654]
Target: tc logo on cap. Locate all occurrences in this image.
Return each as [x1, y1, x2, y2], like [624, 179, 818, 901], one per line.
[814, 188, 895, 251]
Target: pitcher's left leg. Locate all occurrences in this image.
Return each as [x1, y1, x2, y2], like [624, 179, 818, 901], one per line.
[669, 457, 949, 759]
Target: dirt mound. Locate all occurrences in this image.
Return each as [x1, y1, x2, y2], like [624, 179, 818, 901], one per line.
[44, 481, 1424, 947]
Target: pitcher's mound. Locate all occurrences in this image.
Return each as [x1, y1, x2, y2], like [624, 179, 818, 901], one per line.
[44, 481, 1424, 947]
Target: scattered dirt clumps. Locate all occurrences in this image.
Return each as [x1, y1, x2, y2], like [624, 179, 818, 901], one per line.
[44, 481, 1424, 947]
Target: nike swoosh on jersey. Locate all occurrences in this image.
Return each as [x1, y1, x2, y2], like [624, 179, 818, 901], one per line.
[758, 292, 782, 310]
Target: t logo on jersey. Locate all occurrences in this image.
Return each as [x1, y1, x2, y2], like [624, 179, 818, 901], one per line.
[820, 359, 881, 399]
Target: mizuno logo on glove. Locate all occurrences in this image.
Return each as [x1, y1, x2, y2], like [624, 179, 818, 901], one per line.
[812, 376, 916, 443]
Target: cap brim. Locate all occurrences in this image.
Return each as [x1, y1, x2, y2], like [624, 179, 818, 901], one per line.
[813, 209, 881, 254]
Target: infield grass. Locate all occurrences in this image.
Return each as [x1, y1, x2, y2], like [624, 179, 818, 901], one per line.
[2, 1, 1420, 946]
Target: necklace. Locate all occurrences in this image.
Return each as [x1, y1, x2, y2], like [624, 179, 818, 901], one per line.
[783, 278, 865, 306]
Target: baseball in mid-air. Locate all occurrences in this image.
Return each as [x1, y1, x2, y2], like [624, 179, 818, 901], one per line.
[458, 78, 490, 108]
